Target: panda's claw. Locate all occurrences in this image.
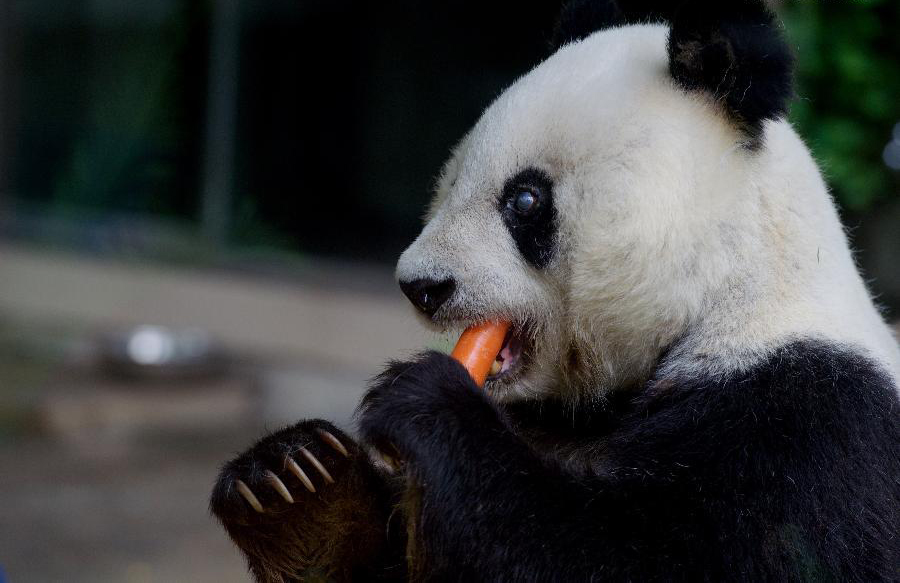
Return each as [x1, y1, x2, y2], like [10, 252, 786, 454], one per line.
[376, 450, 399, 473]
[265, 470, 295, 503]
[300, 447, 335, 484]
[235, 479, 264, 513]
[317, 429, 350, 457]
[286, 455, 317, 493]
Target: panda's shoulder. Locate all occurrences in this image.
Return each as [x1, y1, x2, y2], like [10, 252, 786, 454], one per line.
[660, 340, 896, 399]
[642, 339, 900, 453]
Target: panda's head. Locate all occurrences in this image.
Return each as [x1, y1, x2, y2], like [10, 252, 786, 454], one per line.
[396, 0, 797, 400]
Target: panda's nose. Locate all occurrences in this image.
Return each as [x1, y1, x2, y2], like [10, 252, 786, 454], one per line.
[399, 277, 456, 318]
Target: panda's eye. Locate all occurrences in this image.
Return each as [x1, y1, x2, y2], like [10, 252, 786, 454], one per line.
[497, 167, 556, 269]
[512, 189, 538, 214]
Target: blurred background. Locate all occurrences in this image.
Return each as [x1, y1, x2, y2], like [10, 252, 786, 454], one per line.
[0, 1, 897, 581]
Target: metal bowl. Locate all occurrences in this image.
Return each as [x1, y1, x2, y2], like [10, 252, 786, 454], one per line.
[98, 325, 226, 379]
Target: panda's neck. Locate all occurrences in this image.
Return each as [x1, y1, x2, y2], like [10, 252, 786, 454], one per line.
[651, 243, 900, 388]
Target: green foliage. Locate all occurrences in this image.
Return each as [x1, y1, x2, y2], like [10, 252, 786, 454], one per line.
[779, 0, 900, 210]
[12, 2, 207, 221]
[51, 33, 180, 215]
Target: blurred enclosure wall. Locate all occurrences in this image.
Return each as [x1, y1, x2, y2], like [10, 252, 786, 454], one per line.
[0, 1, 897, 582]
[0, 0, 562, 261]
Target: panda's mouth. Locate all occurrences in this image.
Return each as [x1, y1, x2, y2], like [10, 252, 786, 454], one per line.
[485, 325, 531, 383]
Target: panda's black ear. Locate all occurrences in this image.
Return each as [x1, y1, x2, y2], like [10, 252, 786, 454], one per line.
[550, 0, 673, 51]
[667, 0, 794, 142]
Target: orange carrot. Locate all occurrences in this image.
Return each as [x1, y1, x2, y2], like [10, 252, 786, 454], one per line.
[450, 321, 511, 388]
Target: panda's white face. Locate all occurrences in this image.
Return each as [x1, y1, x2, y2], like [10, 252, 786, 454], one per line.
[396, 21, 900, 398]
[397, 24, 723, 399]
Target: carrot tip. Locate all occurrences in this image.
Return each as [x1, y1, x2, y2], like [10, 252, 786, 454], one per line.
[450, 321, 511, 388]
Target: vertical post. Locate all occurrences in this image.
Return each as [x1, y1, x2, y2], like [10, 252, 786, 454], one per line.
[0, 2, 12, 207]
[201, 0, 241, 246]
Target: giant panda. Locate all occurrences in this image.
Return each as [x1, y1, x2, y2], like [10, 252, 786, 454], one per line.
[210, 1, 900, 581]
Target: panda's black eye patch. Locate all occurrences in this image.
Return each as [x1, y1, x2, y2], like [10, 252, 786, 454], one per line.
[498, 167, 557, 269]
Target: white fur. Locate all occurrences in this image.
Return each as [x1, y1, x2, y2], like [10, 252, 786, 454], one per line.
[396, 24, 900, 399]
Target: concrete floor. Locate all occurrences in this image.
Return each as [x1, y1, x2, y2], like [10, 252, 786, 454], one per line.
[0, 435, 251, 583]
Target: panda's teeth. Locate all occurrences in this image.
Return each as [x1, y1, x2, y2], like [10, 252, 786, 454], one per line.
[490, 359, 502, 376]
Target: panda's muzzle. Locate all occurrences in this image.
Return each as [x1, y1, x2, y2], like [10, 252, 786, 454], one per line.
[399, 277, 457, 318]
[487, 324, 530, 383]
[488, 328, 525, 380]
[398, 275, 533, 384]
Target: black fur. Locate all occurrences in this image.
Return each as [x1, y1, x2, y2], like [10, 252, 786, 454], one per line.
[667, 0, 794, 143]
[213, 341, 900, 581]
[354, 342, 900, 581]
[497, 167, 558, 269]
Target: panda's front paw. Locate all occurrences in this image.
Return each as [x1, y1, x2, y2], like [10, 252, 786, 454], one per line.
[211, 420, 400, 581]
[359, 351, 491, 464]
[211, 419, 355, 523]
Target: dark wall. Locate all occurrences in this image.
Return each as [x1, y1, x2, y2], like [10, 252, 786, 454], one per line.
[5, 1, 563, 262]
[233, 1, 563, 259]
